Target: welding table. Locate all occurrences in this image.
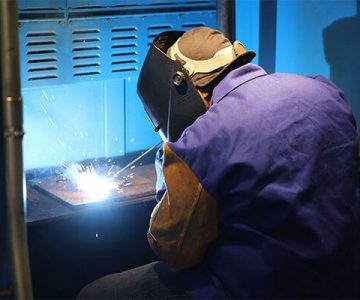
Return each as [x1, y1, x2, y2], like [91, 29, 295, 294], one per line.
[26, 162, 158, 299]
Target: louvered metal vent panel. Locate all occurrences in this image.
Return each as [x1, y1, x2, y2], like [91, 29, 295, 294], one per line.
[20, 22, 73, 86]
[110, 26, 139, 74]
[19, 11, 216, 87]
[71, 27, 102, 78]
[23, 30, 59, 81]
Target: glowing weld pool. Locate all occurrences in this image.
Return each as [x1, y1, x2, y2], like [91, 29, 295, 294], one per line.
[34, 164, 155, 207]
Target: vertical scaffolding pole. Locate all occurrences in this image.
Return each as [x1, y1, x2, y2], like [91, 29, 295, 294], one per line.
[216, 0, 235, 40]
[0, 0, 33, 299]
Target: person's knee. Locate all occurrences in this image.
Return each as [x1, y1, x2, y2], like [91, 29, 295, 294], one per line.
[77, 274, 118, 299]
[76, 262, 159, 299]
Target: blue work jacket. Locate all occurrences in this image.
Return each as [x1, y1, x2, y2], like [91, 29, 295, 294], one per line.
[150, 63, 360, 299]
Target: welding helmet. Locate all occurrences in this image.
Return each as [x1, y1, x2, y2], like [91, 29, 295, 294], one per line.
[137, 31, 207, 142]
[137, 28, 255, 142]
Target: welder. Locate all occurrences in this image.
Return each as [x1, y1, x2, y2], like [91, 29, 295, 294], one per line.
[78, 27, 360, 299]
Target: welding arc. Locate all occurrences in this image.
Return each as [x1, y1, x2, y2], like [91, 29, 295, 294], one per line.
[115, 141, 163, 177]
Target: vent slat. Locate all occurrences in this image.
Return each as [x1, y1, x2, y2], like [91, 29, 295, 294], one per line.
[74, 71, 101, 77]
[112, 60, 137, 65]
[111, 51, 137, 57]
[26, 32, 56, 37]
[72, 46, 100, 52]
[111, 27, 137, 32]
[28, 66, 57, 72]
[72, 29, 100, 35]
[111, 36, 137, 41]
[74, 63, 101, 68]
[111, 44, 136, 49]
[182, 23, 205, 28]
[112, 67, 137, 73]
[26, 40, 56, 46]
[73, 54, 101, 60]
[72, 38, 101, 43]
[28, 75, 58, 81]
[148, 25, 172, 30]
[27, 57, 57, 64]
[27, 49, 56, 55]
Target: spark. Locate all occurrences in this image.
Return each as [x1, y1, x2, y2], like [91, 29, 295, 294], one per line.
[64, 163, 117, 202]
[60, 142, 162, 202]
[40, 104, 48, 114]
[106, 165, 115, 176]
[42, 90, 50, 101]
[48, 117, 55, 126]
[57, 137, 65, 147]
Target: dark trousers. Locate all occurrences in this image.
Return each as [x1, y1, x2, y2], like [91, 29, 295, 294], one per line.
[77, 261, 190, 299]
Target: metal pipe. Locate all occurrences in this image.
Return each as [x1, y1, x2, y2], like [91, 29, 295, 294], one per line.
[0, 56, 12, 298]
[0, 1, 33, 299]
[216, 0, 235, 40]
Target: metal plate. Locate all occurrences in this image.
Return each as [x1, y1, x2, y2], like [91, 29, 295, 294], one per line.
[34, 164, 156, 207]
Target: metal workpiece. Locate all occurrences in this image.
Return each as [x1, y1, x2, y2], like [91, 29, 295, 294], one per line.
[0, 0, 33, 299]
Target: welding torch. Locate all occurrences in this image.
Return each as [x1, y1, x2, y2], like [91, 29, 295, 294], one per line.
[115, 140, 163, 177]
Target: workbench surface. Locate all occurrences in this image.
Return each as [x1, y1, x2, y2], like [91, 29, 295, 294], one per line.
[26, 164, 157, 224]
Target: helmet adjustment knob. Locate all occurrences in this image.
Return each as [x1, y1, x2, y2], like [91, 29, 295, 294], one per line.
[173, 71, 185, 86]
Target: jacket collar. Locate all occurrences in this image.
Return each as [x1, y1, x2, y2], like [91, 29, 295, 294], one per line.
[211, 63, 267, 105]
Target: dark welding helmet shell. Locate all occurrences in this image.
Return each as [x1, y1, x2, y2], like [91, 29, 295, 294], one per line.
[137, 31, 207, 142]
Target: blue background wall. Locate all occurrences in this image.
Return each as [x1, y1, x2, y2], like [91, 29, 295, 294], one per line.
[235, 0, 260, 65]
[276, 0, 359, 126]
[236, 0, 359, 129]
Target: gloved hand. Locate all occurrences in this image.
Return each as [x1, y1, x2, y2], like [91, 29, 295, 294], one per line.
[155, 145, 166, 202]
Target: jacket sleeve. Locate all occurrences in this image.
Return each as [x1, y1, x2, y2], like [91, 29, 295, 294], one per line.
[147, 143, 218, 269]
